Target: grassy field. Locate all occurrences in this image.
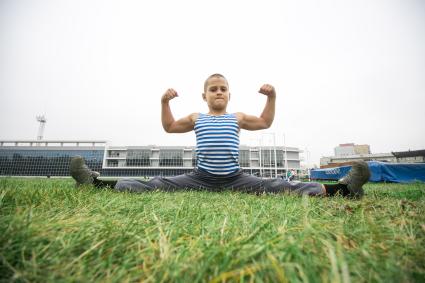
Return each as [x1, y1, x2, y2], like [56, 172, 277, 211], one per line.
[0, 178, 424, 283]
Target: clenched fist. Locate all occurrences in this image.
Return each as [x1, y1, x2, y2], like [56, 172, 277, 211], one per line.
[161, 88, 179, 104]
[259, 84, 276, 98]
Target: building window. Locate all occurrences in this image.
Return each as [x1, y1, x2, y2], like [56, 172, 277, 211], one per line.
[126, 150, 151, 166]
[240, 150, 250, 167]
[0, 149, 104, 176]
[159, 149, 183, 167]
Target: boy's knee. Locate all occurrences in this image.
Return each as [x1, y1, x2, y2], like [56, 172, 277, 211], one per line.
[149, 177, 166, 188]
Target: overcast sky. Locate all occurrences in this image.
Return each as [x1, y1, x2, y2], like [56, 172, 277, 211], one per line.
[1, 0, 424, 166]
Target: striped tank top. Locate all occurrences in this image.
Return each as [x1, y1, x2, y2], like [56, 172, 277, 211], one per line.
[194, 113, 240, 175]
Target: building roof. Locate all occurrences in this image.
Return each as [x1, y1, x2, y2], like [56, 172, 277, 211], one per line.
[339, 143, 355, 147]
[391, 149, 425, 158]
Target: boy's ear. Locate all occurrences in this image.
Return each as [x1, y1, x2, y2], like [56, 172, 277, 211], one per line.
[229, 93, 231, 100]
[202, 93, 206, 101]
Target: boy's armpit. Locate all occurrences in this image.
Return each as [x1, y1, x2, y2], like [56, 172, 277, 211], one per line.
[190, 112, 200, 124]
[235, 112, 245, 125]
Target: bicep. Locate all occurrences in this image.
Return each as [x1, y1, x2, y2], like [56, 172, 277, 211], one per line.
[237, 112, 268, 131]
[168, 113, 197, 133]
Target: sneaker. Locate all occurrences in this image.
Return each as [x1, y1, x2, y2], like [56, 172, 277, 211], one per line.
[69, 156, 99, 186]
[338, 161, 371, 198]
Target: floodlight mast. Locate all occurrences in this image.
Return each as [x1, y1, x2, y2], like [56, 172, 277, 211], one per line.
[36, 115, 47, 140]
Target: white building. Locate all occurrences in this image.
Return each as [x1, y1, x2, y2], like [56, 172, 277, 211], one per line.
[320, 152, 396, 167]
[0, 140, 302, 178]
[334, 143, 371, 156]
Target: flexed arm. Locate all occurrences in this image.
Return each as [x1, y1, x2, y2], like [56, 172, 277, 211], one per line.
[236, 84, 276, 130]
[161, 88, 197, 133]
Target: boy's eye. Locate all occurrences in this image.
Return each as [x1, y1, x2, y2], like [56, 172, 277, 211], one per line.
[221, 87, 227, 92]
[209, 87, 217, 92]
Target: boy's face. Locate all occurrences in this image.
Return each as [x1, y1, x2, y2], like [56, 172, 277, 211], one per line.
[202, 77, 230, 112]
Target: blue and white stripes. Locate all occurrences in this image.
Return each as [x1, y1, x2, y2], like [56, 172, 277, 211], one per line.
[194, 113, 240, 175]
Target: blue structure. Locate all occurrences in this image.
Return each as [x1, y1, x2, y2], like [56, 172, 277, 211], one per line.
[310, 161, 425, 183]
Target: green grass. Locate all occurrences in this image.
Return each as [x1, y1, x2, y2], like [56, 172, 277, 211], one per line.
[0, 178, 424, 283]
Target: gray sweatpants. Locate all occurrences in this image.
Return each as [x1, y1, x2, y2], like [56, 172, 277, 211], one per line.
[114, 169, 324, 196]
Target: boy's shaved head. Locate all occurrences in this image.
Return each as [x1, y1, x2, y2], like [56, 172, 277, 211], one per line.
[204, 73, 228, 92]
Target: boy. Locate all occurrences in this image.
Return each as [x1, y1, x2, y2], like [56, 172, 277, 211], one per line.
[70, 74, 370, 198]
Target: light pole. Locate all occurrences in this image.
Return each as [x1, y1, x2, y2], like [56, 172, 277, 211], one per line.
[273, 132, 277, 178]
[36, 115, 47, 141]
[283, 133, 288, 179]
[269, 143, 272, 178]
[305, 147, 311, 181]
[259, 136, 263, 177]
